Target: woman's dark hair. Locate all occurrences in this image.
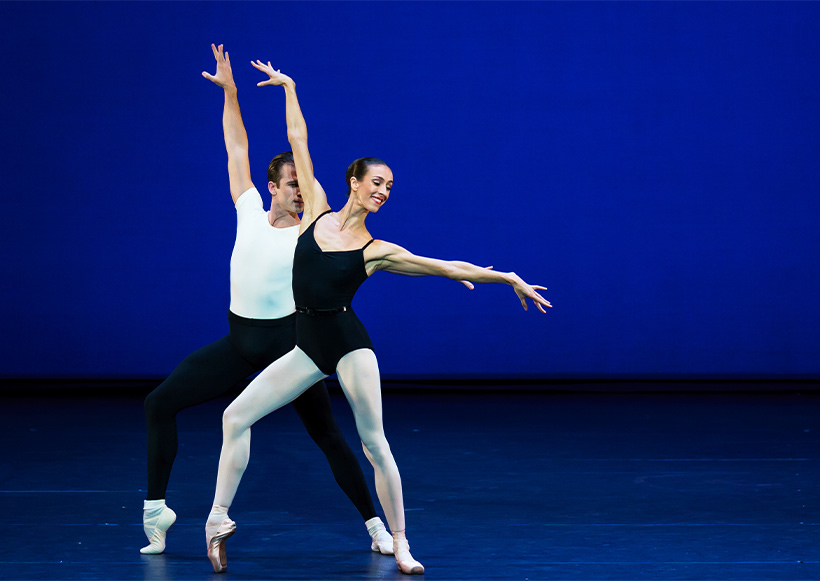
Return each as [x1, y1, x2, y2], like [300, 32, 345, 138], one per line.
[346, 157, 390, 196]
[268, 151, 295, 186]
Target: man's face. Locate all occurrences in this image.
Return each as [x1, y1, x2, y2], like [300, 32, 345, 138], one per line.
[271, 163, 304, 214]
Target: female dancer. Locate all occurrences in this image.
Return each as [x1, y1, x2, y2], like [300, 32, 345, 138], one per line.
[204, 59, 551, 575]
[139, 44, 393, 557]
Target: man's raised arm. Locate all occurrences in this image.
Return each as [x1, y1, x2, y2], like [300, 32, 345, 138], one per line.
[202, 44, 253, 203]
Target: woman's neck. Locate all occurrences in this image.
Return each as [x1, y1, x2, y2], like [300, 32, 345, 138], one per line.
[337, 196, 369, 232]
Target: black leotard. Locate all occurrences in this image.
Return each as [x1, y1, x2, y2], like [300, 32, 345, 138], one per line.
[293, 211, 375, 374]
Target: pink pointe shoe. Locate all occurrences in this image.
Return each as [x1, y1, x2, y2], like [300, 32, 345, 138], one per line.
[205, 517, 236, 573]
[394, 538, 424, 575]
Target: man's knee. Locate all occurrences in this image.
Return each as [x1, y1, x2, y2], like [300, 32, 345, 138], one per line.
[312, 428, 347, 455]
[144, 388, 166, 420]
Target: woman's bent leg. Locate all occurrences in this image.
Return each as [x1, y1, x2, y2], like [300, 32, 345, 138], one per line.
[206, 347, 325, 572]
[213, 347, 326, 507]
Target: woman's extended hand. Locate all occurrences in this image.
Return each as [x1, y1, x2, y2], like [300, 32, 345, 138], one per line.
[251, 60, 293, 87]
[509, 274, 551, 313]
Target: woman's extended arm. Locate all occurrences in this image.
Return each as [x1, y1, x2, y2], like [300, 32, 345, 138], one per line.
[366, 241, 551, 313]
[251, 60, 330, 225]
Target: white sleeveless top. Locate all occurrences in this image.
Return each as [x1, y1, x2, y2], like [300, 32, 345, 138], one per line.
[229, 187, 300, 319]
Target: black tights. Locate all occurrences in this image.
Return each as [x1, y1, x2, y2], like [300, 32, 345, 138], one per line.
[144, 312, 376, 521]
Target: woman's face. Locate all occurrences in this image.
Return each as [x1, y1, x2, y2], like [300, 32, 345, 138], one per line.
[353, 164, 393, 212]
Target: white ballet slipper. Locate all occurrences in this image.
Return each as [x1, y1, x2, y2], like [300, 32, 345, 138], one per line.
[140, 505, 176, 555]
[366, 516, 394, 555]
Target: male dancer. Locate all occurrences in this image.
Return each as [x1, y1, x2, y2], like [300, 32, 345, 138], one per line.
[139, 44, 393, 557]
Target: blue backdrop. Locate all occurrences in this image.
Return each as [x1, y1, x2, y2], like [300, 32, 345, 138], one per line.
[1, 2, 818, 379]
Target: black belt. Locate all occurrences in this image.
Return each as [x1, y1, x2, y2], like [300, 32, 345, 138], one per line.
[296, 305, 348, 317]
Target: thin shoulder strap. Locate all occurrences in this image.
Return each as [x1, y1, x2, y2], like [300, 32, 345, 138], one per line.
[309, 209, 333, 228]
[362, 239, 375, 250]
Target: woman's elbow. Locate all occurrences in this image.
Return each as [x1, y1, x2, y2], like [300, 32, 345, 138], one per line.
[287, 130, 307, 145]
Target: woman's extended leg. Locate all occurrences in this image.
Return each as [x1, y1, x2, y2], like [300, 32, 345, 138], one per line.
[290, 382, 377, 520]
[290, 381, 394, 554]
[334, 350, 401, 529]
[335, 349, 423, 575]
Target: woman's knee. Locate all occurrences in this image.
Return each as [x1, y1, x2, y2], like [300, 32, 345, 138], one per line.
[361, 435, 392, 465]
[222, 406, 249, 440]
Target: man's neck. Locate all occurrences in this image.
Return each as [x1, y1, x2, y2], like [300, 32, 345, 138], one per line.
[268, 206, 301, 228]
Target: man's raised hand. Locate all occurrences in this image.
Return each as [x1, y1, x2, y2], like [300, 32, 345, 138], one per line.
[202, 43, 236, 91]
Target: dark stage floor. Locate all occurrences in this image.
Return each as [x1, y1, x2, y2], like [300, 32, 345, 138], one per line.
[2, 386, 819, 580]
